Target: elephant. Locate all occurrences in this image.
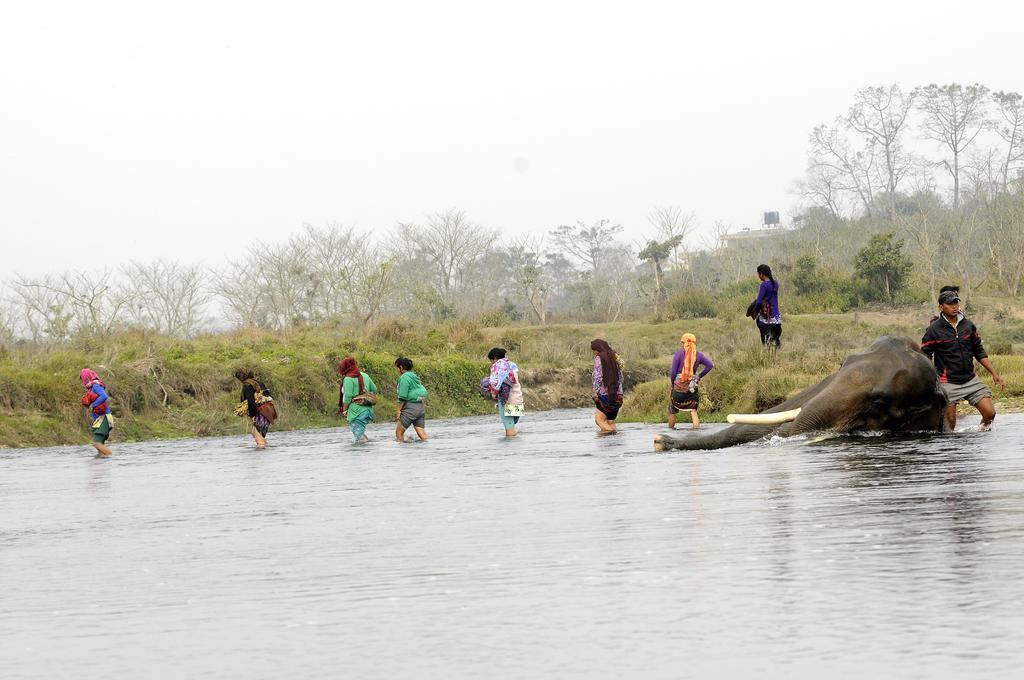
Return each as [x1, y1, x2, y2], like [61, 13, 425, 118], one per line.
[654, 335, 947, 451]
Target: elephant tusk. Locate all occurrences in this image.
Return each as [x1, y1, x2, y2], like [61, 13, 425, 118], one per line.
[726, 408, 802, 425]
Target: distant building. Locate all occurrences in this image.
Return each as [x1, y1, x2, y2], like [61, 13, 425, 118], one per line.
[719, 225, 783, 249]
[719, 211, 788, 249]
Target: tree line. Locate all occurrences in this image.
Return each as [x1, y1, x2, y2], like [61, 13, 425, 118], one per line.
[5, 80, 1023, 346]
[784, 81, 1024, 305]
[1, 208, 707, 344]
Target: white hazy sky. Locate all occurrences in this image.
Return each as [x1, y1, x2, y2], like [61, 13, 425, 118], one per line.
[2, 0, 1021, 276]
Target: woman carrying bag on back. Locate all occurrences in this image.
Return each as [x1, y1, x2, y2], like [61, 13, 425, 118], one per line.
[234, 367, 277, 449]
[338, 356, 378, 443]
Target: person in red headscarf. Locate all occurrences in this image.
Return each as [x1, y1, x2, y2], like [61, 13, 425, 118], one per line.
[79, 368, 113, 457]
[337, 356, 379, 443]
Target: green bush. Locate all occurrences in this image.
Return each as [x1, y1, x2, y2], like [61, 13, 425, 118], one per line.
[418, 355, 491, 416]
[497, 330, 524, 353]
[791, 254, 825, 295]
[667, 288, 718, 319]
[367, 318, 412, 344]
[987, 341, 1013, 355]
[443, 319, 483, 347]
[478, 310, 511, 328]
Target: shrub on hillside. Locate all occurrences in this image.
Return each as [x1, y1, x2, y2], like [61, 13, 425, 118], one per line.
[368, 318, 412, 344]
[987, 341, 1012, 355]
[497, 330, 523, 352]
[791, 254, 826, 295]
[478, 310, 510, 327]
[444, 319, 483, 346]
[667, 288, 718, 319]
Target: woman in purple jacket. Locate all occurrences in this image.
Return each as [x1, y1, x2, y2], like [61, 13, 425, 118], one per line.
[668, 334, 714, 429]
[754, 264, 782, 348]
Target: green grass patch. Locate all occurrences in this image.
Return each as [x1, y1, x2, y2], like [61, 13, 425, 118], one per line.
[4, 306, 1024, 448]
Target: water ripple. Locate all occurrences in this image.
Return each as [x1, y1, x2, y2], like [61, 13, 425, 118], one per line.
[2, 409, 1023, 678]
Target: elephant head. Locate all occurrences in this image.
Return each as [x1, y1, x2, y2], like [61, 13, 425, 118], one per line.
[654, 335, 947, 451]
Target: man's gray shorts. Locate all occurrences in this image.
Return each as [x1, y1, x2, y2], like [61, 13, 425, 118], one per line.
[941, 375, 992, 407]
[399, 401, 426, 428]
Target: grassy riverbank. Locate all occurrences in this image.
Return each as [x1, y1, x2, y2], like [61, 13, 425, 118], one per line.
[3, 303, 1024, 448]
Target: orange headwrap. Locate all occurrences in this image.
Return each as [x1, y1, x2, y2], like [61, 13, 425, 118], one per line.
[679, 333, 697, 382]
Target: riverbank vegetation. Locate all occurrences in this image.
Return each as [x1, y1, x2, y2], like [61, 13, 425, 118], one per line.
[4, 80, 1024, 446]
[3, 305, 1023, 448]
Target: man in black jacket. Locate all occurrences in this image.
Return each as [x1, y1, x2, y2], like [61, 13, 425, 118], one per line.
[921, 289, 1005, 430]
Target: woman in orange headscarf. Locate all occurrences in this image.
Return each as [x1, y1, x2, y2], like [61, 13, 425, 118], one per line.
[668, 333, 714, 429]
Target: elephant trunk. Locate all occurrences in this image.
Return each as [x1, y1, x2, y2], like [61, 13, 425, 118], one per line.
[655, 377, 834, 451]
[654, 423, 777, 451]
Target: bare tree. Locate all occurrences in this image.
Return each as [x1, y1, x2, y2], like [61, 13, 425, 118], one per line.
[601, 245, 639, 322]
[709, 221, 748, 281]
[216, 224, 370, 329]
[299, 223, 362, 320]
[215, 255, 271, 328]
[228, 239, 314, 328]
[647, 206, 695, 267]
[897, 205, 944, 301]
[844, 84, 916, 220]
[992, 90, 1024, 192]
[13, 270, 126, 338]
[10, 275, 72, 343]
[638, 236, 682, 316]
[548, 218, 624, 273]
[0, 291, 17, 346]
[349, 255, 400, 326]
[809, 124, 880, 215]
[504, 237, 557, 324]
[397, 209, 495, 302]
[984, 190, 1024, 296]
[961, 147, 1002, 206]
[947, 208, 989, 304]
[914, 83, 991, 209]
[794, 161, 846, 218]
[60, 270, 129, 334]
[121, 260, 210, 336]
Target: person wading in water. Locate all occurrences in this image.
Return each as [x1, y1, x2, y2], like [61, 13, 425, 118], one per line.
[80, 368, 114, 457]
[590, 339, 624, 434]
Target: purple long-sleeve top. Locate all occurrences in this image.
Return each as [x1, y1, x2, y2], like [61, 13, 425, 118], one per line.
[755, 279, 782, 323]
[592, 356, 624, 397]
[670, 350, 713, 382]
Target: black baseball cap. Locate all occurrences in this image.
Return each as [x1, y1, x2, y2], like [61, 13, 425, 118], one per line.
[938, 290, 960, 304]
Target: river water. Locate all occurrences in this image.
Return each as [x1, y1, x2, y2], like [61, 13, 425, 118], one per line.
[2, 409, 1023, 679]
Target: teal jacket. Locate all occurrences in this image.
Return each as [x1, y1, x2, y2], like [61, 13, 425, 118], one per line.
[397, 371, 428, 402]
[342, 372, 378, 421]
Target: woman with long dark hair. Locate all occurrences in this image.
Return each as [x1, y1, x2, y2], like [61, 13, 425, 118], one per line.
[590, 339, 624, 433]
[755, 263, 782, 347]
[234, 367, 274, 449]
